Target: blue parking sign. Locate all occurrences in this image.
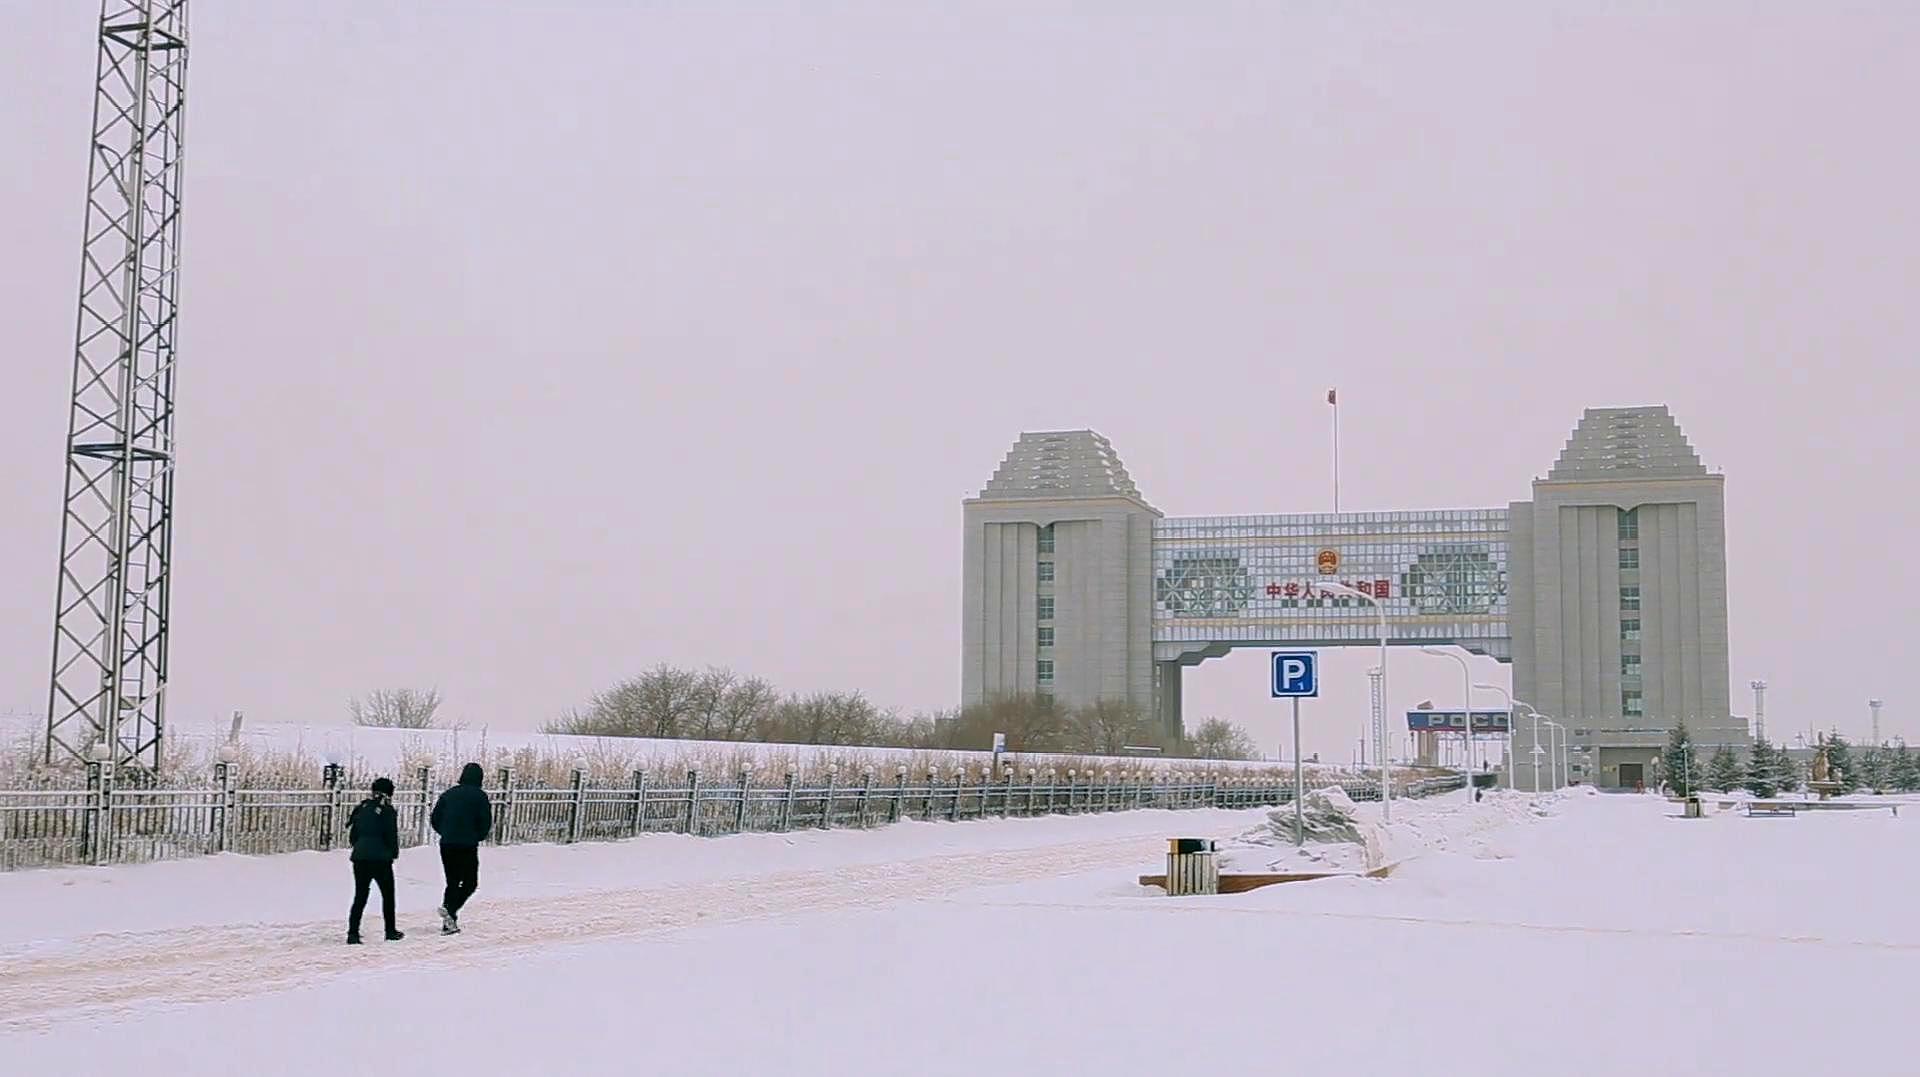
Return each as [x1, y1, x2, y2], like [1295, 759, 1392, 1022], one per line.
[1271, 651, 1318, 698]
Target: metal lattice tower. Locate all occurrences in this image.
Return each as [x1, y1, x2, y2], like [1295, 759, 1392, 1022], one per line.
[46, 2, 191, 771]
[1367, 666, 1384, 767]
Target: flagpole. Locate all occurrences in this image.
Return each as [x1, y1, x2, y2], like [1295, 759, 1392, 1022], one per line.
[1329, 388, 1340, 513]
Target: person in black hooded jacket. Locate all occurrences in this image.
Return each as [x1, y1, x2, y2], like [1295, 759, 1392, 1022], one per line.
[430, 762, 492, 934]
[346, 777, 404, 944]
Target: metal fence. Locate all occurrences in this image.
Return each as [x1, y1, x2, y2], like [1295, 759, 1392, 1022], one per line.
[0, 761, 1467, 872]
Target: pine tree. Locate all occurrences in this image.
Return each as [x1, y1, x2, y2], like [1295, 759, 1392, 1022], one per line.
[1707, 744, 1743, 792]
[1825, 735, 1859, 793]
[1663, 722, 1701, 797]
[1744, 739, 1778, 799]
[1859, 746, 1890, 794]
[1774, 749, 1802, 794]
[1891, 741, 1919, 793]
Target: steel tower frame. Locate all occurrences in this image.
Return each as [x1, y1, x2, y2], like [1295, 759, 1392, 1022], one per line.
[46, 2, 191, 770]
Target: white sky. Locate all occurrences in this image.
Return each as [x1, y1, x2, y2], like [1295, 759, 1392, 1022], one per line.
[1, 3, 1914, 761]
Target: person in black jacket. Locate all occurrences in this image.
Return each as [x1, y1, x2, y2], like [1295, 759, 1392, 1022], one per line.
[430, 762, 492, 934]
[346, 777, 405, 944]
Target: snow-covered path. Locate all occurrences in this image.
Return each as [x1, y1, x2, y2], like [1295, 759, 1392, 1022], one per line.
[3, 792, 1914, 1075]
[0, 828, 1192, 1030]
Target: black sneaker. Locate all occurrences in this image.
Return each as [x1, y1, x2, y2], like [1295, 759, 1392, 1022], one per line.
[385, 929, 406, 941]
[347, 934, 363, 945]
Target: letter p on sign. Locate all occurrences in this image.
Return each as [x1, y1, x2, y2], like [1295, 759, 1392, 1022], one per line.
[1271, 651, 1319, 698]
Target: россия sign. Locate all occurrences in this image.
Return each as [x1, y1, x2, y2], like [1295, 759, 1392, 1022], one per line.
[1405, 710, 1511, 733]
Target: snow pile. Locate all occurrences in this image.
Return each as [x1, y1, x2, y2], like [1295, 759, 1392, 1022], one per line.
[1217, 787, 1579, 876]
[1218, 786, 1384, 873]
[1375, 788, 1567, 866]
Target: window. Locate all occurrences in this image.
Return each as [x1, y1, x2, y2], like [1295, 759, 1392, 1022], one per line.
[1621, 655, 1641, 678]
[1036, 659, 1054, 683]
[1619, 586, 1640, 612]
[1618, 508, 1638, 540]
[1037, 596, 1054, 621]
[1037, 560, 1055, 583]
[1037, 524, 1054, 554]
[1037, 626, 1054, 648]
[1621, 619, 1641, 641]
[1618, 548, 1639, 570]
[1623, 692, 1644, 717]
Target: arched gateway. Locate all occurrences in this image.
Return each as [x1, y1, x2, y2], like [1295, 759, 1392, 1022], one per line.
[961, 406, 1740, 789]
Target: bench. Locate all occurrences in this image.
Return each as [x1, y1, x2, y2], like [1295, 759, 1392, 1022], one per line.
[1794, 801, 1899, 817]
[1743, 800, 1900, 818]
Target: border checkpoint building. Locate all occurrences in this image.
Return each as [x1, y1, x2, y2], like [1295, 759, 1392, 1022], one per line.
[960, 406, 1742, 790]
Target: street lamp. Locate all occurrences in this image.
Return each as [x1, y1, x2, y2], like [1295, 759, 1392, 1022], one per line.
[1475, 684, 1548, 794]
[1318, 580, 1391, 821]
[1421, 646, 1475, 804]
[1539, 717, 1566, 789]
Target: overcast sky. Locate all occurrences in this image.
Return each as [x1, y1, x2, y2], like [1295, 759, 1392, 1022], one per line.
[2, 3, 1915, 760]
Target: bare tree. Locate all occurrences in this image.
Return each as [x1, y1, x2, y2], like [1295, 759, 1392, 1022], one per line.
[714, 676, 778, 740]
[349, 688, 445, 729]
[545, 665, 695, 738]
[546, 667, 921, 749]
[942, 695, 1070, 752]
[549, 665, 788, 741]
[1184, 717, 1259, 761]
[682, 668, 779, 741]
[1069, 699, 1161, 755]
[686, 668, 735, 740]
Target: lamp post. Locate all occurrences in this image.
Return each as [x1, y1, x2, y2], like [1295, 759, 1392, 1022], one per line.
[1475, 684, 1548, 794]
[1421, 646, 1475, 804]
[1540, 718, 1566, 789]
[1318, 580, 1392, 821]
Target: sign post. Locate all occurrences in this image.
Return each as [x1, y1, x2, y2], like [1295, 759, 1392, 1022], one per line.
[1271, 651, 1319, 846]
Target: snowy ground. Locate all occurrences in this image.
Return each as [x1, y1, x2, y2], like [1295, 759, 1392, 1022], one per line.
[1, 790, 1912, 1074]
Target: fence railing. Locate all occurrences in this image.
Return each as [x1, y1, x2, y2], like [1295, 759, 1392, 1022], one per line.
[0, 761, 1467, 872]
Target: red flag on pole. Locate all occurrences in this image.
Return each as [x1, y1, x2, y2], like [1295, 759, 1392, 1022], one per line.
[1327, 388, 1337, 405]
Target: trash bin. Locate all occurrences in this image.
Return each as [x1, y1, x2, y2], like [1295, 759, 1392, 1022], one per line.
[1682, 796, 1702, 819]
[1165, 838, 1219, 896]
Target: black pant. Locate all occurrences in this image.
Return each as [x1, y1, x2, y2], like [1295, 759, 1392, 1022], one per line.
[349, 860, 396, 937]
[440, 845, 479, 916]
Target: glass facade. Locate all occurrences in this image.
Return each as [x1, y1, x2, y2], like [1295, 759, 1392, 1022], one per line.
[1151, 509, 1510, 650]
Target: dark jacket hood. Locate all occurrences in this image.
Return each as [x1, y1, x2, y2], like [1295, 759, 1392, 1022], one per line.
[459, 763, 485, 786]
